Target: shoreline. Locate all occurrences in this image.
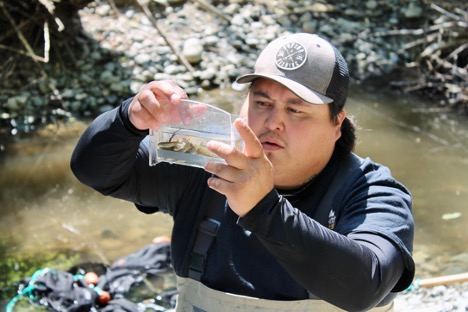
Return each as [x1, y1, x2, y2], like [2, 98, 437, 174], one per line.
[1, 0, 466, 135]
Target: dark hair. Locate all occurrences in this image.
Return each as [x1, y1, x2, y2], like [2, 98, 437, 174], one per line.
[328, 102, 357, 158]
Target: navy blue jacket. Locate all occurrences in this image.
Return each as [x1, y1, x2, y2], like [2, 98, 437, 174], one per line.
[71, 99, 415, 311]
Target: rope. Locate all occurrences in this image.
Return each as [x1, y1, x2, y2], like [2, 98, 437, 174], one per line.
[5, 268, 84, 312]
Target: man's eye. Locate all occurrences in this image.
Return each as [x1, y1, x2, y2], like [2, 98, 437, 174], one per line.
[288, 107, 302, 114]
[257, 101, 269, 107]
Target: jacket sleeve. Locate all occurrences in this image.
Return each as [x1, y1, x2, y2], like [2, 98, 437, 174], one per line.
[71, 98, 144, 194]
[238, 169, 414, 311]
[70, 98, 190, 213]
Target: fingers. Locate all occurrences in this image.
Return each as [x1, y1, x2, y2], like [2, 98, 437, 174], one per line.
[148, 80, 186, 105]
[204, 118, 263, 171]
[203, 118, 274, 217]
[129, 94, 159, 130]
[128, 80, 188, 130]
[234, 118, 264, 158]
[204, 156, 253, 208]
[139, 89, 170, 124]
[204, 144, 274, 217]
[206, 140, 245, 168]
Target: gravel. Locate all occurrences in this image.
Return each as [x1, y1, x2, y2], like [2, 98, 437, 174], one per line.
[1, 0, 446, 134]
[394, 282, 468, 311]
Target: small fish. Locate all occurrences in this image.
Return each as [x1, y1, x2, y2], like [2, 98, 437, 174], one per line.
[158, 138, 217, 157]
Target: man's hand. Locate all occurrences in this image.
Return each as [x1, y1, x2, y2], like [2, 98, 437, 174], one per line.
[128, 80, 189, 130]
[204, 118, 274, 217]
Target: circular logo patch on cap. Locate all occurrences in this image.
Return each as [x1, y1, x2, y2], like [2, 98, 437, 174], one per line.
[275, 42, 307, 70]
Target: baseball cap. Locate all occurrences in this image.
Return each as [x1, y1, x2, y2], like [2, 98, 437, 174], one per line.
[236, 33, 349, 109]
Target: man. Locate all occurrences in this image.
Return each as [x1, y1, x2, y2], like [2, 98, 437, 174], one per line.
[71, 33, 414, 311]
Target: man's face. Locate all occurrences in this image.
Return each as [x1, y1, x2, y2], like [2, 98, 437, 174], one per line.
[246, 78, 345, 189]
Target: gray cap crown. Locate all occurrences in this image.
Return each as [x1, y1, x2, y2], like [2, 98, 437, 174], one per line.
[236, 33, 349, 109]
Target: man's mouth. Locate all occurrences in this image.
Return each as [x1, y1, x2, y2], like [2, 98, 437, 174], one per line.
[260, 136, 284, 151]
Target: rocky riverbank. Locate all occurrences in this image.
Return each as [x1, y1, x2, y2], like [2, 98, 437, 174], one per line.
[1, 0, 466, 136]
[394, 281, 468, 311]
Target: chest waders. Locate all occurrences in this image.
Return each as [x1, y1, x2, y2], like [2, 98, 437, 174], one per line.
[175, 276, 394, 312]
[178, 154, 394, 311]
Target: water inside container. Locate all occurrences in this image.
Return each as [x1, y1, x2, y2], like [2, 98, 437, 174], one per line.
[148, 99, 242, 167]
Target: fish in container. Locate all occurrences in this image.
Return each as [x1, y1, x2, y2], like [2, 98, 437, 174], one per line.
[148, 99, 243, 168]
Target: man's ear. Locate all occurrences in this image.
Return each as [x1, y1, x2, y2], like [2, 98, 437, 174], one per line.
[335, 109, 346, 140]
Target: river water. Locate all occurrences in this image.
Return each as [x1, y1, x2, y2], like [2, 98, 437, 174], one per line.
[1, 84, 467, 304]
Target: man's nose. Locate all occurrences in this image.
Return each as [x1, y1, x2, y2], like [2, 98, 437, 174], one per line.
[265, 108, 285, 132]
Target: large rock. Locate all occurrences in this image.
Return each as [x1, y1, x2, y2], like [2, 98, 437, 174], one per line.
[183, 38, 204, 64]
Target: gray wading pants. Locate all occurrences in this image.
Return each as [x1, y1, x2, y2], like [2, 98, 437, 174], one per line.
[175, 276, 394, 312]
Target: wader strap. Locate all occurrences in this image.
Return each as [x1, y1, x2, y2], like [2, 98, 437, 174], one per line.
[188, 191, 226, 281]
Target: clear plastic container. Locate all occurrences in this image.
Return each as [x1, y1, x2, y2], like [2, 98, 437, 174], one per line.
[148, 99, 242, 168]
